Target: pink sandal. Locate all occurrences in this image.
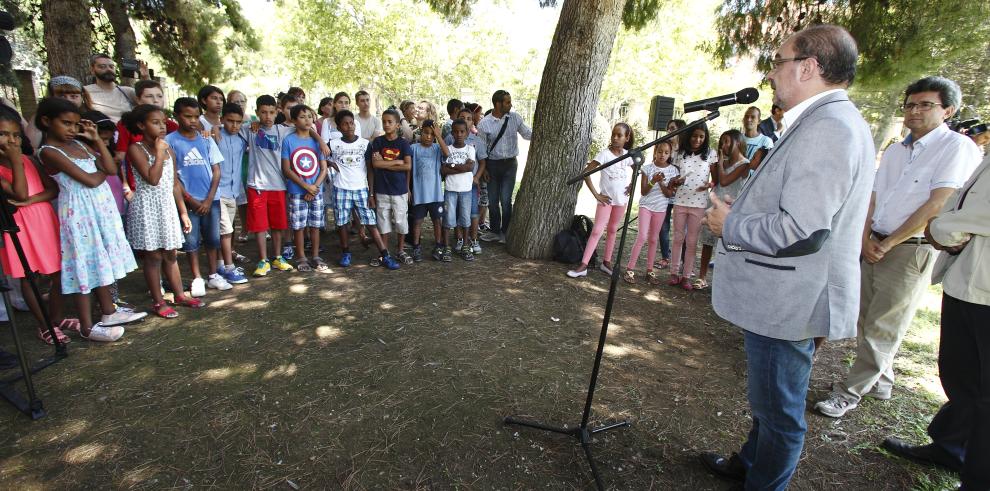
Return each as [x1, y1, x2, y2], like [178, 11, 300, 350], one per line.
[37, 325, 71, 345]
[152, 302, 179, 319]
[174, 295, 205, 308]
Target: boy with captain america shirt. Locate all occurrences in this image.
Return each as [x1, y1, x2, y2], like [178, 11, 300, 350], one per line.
[281, 104, 329, 272]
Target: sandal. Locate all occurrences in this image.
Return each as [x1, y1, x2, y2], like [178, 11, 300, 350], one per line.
[296, 260, 313, 272]
[55, 318, 81, 334]
[623, 270, 636, 284]
[680, 278, 694, 291]
[311, 257, 331, 273]
[174, 295, 206, 308]
[692, 278, 709, 290]
[647, 271, 661, 285]
[152, 302, 179, 319]
[654, 258, 670, 270]
[667, 274, 682, 286]
[37, 325, 70, 345]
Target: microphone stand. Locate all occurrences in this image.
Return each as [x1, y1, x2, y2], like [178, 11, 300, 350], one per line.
[0, 179, 66, 420]
[504, 110, 721, 490]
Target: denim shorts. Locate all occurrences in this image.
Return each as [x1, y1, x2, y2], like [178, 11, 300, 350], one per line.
[183, 200, 221, 252]
[444, 190, 472, 229]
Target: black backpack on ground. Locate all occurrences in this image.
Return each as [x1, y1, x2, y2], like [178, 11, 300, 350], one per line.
[553, 215, 597, 266]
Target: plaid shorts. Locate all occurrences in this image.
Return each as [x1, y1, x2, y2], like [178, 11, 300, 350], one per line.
[288, 192, 325, 230]
[334, 187, 377, 226]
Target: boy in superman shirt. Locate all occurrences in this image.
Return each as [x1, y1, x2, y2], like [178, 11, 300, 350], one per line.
[281, 104, 329, 272]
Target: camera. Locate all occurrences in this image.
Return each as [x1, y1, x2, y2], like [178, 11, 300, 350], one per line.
[120, 58, 140, 79]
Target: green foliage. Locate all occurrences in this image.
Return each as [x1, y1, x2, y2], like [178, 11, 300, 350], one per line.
[425, 0, 664, 30]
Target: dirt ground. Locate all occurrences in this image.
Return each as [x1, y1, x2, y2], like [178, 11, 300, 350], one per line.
[0, 223, 958, 490]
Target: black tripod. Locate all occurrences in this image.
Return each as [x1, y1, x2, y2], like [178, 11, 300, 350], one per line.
[0, 179, 66, 420]
[504, 110, 720, 489]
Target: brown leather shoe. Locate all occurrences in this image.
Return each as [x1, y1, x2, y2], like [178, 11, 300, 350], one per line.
[699, 451, 747, 482]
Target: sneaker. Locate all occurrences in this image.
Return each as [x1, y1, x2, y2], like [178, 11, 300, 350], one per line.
[100, 309, 147, 327]
[397, 250, 414, 265]
[254, 259, 271, 277]
[462, 245, 474, 261]
[381, 254, 401, 270]
[442, 246, 453, 262]
[237, 233, 249, 243]
[431, 246, 443, 261]
[480, 223, 491, 232]
[339, 252, 352, 267]
[265, 232, 271, 240]
[471, 240, 482, 255]
[281, 245, 295, 260]
[480, 231, 500, 242]
[567, 268, 588, 278]
[190, 277, 207, 297]
[455, 238, 464, 250]
[865, 386, 892, 400]
[814, 393, 858, 418]
[498, 233, 507, 244]
[271, 256, 295, 271]
[599, 262, 613, 276]
[208, 273, 233, 290]
[233, 251, 248, 263]
[84, 323, 125, 342]
[411, 245, 423, 262]
[220, 267, 248, 285]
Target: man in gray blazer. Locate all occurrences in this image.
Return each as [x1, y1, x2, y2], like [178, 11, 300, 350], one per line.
[699, 25, 875, 490]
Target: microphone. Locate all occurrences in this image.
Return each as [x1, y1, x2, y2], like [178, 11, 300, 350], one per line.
[683, 88, 759, 113]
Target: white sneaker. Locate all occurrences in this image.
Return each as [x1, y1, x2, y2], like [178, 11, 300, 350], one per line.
[455, 238, 464, 250]
[83, 323, 125, 342]
[100, 309, 147, 327]
[480, 231, 500, 242]
[814, 393, 858, 418]
[207, 273, 233, 291]
[498, 233, 507, 244]
[566, 268, 588, 278]
[599, 262, 614, 276]
[471, 240, 482, 255]
[191, 277, 207, 297]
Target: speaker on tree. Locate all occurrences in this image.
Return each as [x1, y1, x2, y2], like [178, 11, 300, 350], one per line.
[648, 96, 675, 131]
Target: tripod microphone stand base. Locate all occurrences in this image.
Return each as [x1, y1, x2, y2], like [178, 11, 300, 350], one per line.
[504, 416, 630, 490]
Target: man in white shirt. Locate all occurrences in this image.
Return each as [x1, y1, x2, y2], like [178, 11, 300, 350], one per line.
[354, 90, 383, 141]
[83, 53, 136, 123]
[815, 76, 982, 418]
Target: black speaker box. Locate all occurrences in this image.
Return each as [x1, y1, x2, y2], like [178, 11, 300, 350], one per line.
[648, 96, 676, 131]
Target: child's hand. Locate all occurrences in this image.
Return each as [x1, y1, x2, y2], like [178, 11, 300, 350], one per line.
[472, 175, 480, 185]
[79, 120, 99, 142]
[155, 138, 169, 153]
[200, 130, 211, 139]
[180, 213, 192, 234]
[595, 193, 611, 205]
[8, 198, 30, 207]
[651, 173, 665, 184]
[368, 195, 376, 209]
[250, 121, 260, 133]
[304, 183, 319, 196]
[372, 151, 383, 162]
[196, 201, 211, 215]
[303, 193, 314, 202]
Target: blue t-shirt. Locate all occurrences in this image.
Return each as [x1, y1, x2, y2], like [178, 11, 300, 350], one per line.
[165, 131, 223, 201]
[367, 135, 412, 196]
[280, 132, 324, 196]
[410, 142, 444, 205]
[216, 129, 247, 200]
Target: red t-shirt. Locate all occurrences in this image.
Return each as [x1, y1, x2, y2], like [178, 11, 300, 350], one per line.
[117, 118, 179, 189]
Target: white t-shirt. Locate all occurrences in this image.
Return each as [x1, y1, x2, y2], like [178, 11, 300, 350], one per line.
[594, 148, 634, 206]
[356, 113, 383, 141]
[673, 150, 717, 208]
[84, 83, 135, 123]
[639, 163, 679, 213]
[320, 118, 362, 143]
[444, 144, 476, 192]
[328, 136, 370, 191]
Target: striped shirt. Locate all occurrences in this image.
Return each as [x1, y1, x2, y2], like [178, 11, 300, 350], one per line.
[477, 112, 532, 160]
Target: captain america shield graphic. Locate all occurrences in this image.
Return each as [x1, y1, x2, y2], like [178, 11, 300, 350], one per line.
[291, 147, 320, 178]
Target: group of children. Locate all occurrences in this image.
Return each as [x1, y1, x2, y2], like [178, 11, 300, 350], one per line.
[1, 81, 496, 344]
[567, 106, 774, 291]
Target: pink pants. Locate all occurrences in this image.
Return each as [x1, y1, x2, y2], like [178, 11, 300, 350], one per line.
[581, 203, 625, 266]
[626, 208, 668, 271]
[670, 205, 705, 277]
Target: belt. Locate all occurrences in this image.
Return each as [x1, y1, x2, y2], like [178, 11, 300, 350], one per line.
[871, 230, 929, 246]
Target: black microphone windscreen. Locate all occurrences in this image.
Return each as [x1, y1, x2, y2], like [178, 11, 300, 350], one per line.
[736, 88, 759, 104]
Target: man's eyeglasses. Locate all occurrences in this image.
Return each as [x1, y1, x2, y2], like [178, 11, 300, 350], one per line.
[769, 56, 811, 68]
[902, 102, 944, 112]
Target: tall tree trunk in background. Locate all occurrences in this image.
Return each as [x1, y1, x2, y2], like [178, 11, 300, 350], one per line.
[41, 0, 92, 83]
[507, 0, 624, 259]
[104, 0, 139, 86]
[872, 90, 903, 152]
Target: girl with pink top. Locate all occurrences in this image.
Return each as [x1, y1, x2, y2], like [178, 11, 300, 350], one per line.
[567, 123, 634, 278]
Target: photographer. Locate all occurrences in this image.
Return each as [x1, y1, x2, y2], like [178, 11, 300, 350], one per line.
[82, 53, 148, 123]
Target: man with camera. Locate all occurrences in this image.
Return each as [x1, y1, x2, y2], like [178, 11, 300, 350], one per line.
[814, 76, 981, 418]
[83, 53, 144, 123]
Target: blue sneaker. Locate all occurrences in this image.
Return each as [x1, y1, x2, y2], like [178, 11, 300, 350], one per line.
[381, 254, 401, 270]
[281, 244, 295, 260]
[339, 252, 352, 267]
[220, 267, 248, 285]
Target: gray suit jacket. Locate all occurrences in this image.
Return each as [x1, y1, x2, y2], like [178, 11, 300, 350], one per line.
[712, 90, 875, 341]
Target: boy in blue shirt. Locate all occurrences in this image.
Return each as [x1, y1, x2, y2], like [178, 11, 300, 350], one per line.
[281, 104, 330, 272]
[166, 97, 231, 297]
[410, 120, 450, 261]
[368, 109, 413, 266]
[213, 102, 249, 285]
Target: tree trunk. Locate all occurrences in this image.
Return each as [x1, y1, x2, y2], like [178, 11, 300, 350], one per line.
[506, 0, 624, 259]
[104, 0, 139, 86]
[41, 0, 92, 83]
[871, 90, 903, 152]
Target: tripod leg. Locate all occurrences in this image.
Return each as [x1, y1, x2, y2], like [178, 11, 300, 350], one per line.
[590, 420, 631, 435]
[580, 428, 605, 491]
[0, 275, 45, 419]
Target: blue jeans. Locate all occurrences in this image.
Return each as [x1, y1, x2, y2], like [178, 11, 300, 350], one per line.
[183, 200, 221, 252]
[659, 203, 673, 259]
[486, 158, 517, 234]
[738, 330, 815, 491]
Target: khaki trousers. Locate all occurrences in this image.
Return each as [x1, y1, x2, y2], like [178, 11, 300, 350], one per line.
[837, 243, 936, 401]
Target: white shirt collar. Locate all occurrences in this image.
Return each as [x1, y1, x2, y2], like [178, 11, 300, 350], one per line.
[780, 89, 845, 136]
[901, 122, 948, 148]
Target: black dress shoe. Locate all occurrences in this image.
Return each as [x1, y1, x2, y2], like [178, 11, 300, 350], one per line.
[699, 451, 747, 482]
[882, 437, 962, 472]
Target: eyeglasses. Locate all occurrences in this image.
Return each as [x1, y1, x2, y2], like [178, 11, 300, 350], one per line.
[902, 102, 944, 112]
[770, 56, 811, 68]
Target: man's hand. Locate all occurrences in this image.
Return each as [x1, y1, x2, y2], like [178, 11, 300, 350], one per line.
[862, 237, 886, 264]
[704, 192, 731, 237]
